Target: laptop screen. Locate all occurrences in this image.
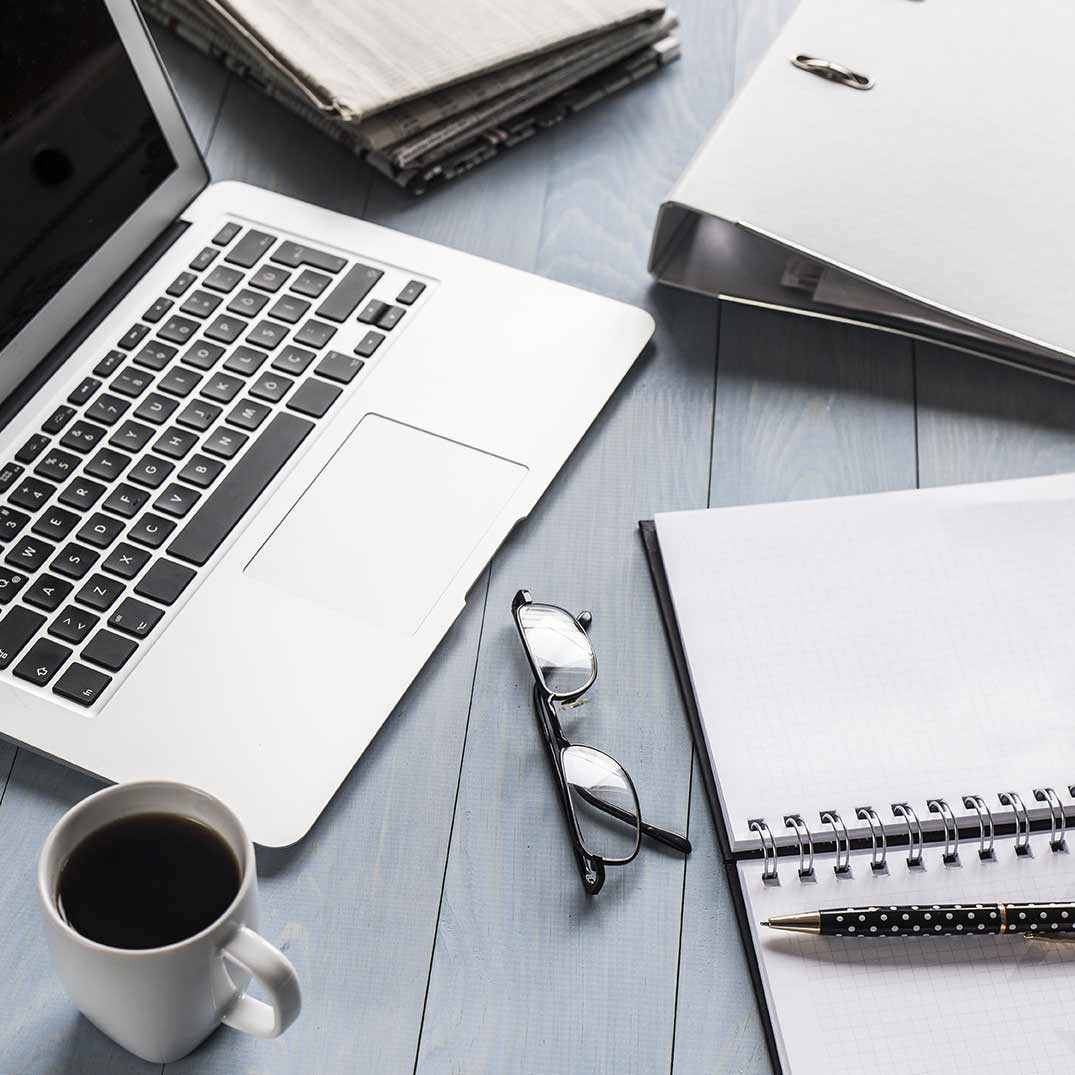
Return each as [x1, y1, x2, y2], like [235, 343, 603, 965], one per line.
[0, 2, 178, 354]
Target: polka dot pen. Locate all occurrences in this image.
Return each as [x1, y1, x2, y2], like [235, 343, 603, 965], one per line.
[763, 902, 1075, 938]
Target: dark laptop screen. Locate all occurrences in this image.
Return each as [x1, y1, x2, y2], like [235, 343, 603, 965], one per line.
[0, 2, 177, 352]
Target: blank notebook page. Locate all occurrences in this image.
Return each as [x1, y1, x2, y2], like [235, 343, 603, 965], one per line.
[741, 845, 1075, 1074]
[654, 473, 1075, 851]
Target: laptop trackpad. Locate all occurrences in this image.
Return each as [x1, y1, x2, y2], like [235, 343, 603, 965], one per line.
[247, 414, 527, 634]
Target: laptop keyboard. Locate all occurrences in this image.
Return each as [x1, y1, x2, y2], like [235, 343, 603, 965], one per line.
[0, 224, 429, 709]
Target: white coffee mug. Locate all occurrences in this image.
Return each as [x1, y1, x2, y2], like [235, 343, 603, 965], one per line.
[37, 780, 301, 1063]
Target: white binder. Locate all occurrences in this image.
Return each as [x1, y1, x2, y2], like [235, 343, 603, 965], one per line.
[649, 0, 1075, 379]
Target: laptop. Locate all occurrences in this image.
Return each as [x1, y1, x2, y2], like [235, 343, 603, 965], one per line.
[1, 1, 653, 844]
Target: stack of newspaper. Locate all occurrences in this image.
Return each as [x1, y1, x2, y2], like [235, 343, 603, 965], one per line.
[142, 0, 680, 193]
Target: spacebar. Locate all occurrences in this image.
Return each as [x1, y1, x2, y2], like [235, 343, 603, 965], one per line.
[168, 412, 314, 566]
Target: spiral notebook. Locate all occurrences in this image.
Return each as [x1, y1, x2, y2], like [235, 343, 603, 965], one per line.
[640, 473, 1075, 1074]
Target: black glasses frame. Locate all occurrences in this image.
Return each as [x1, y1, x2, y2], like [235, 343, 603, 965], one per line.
[512, 589, 691, 895]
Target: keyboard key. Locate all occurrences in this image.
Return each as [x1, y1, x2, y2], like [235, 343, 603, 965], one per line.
[0, 568, 29, 604]
[316, 351, 364, 384]
[50, 605, 100, 643]
[201, 373, 244, 404]
[103, 542, 151, 580]
[58, 477, 106, 512]
[396, 280, 426, 305]
[157, 315, 199, 345]
[85, 393, 130, 427]
[93, 350, 126, 377]
[249, 265, 290, 293]
[178, 454, 224, 488]
[354, 330, 384, 357]
[204, 265, 244, 293]
[102, 483, 150, 519]
[180, 341, 225, 371]
[35, 448, 80, 483]
[212, 222, 242, 246]
[51, 543, 99, 580]
[246, 320, 288, 350]
[42, 406, 76, 434]
[75, 574, 125, 612]
[227, 289, 269, 318]
[84, 448, 130, 483]
[133, 341, 177, 371]
[204, 315, 245, 344]
[0, 606, 46, 667]
[117, 324, 149, 350]
[0, 507, 30, 542]
[0, 463, 23, 492]
[53, 663, 112, 706]
[14, 637, 71, 685]
[108, 419, 156, 453]
[189, 247, 218, 271]
[377, 305, 405, 330]
[292, 269, 332, 298]
[250, 372, 293, 403]
[317, 263, 383, 322]
[268, 295, 309, 324]
[68, 377, 102, 405]
[175, 401, 221, 432]
[135, 559, 196, 606]
[16, 434, 51, 463]
[143, 297, 173, 324]
[226, 229, 277, 268]
[166, 272, 197, 297]
[33, 507, 79, 542]
[24, 574, 73, 612]
[294, 319, 336, 349]
[133, 392, 179, 426]
[109, 597, 165, 638]
[202, 427, 247, 460]
[223, 346, 268, 377]
[111, 368, 153, 399]
[128, 512, 176, 549]
[287, 379, 342, 419]
[128, 456, 174, 489]
[81, 630, 137, 672]
[76, 513, 124, 549]
[60, 420, 107, 454]
[271, 242, 346, 273]
[272, 345, 315, 376]
[227, 400, 271, 431]
[357, 300, 388, 325]
[6, 536, 55, 572]
[169, 413, 313, 567]
[154, 428, 198, 460]
[10, 476, 56, 512]
[158, 367, 203, 398]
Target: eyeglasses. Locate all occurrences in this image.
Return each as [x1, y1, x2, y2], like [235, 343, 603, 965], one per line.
[512, 589, 691, 895]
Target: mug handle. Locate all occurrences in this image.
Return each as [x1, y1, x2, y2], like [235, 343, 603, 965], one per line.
[220, 925, 302, 1038]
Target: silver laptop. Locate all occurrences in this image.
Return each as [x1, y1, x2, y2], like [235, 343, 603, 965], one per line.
[0, 1, 653, 844]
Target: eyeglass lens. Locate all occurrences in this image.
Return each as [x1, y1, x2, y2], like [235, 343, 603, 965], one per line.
[517, 603, 595, 697]
[562, 744, 640, 862]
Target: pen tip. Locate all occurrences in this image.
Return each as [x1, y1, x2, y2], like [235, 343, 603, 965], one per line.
[760, 920, 769, 927]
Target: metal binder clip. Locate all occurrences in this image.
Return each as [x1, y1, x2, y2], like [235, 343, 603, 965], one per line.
[749, 818, 779, 884]
[891, 802, 924, 868]
[855, 806, 887, 872]
[998, 791, 1032, 856]
[790, 54, 874, 91]
[819, 810, 851, 875]
[1035, 788, 1067, 852]
[962, 795, 996, 861]
[927, 798, 960, 865]
[784, 815, 815, 880]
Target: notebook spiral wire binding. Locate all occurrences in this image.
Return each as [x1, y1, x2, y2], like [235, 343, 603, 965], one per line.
[751, 786, 1073, 882]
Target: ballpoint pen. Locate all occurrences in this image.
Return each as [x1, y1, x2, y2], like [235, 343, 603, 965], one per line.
[763, 901, 1075, 939]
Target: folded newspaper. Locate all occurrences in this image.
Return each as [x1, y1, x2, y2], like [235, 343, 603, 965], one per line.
[142, 0, 681, 193]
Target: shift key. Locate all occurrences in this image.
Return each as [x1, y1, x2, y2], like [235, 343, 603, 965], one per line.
[316, 263, 383, 322]
[0, 605, 46, 668]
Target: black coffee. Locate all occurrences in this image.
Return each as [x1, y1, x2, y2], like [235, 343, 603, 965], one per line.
[57, 812, 241, 950]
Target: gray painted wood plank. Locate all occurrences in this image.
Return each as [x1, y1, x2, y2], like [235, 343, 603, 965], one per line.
[671, 306, 917, 1075]
[414, 3, 732, 1071]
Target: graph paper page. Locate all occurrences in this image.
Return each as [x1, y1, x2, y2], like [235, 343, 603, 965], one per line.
[740, 843, 1075, 1074]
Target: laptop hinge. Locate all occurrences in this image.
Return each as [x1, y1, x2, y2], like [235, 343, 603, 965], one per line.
[0, 219, 191, 436]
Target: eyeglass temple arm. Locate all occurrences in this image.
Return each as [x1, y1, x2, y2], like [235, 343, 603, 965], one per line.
[573, 786, 692, 854]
